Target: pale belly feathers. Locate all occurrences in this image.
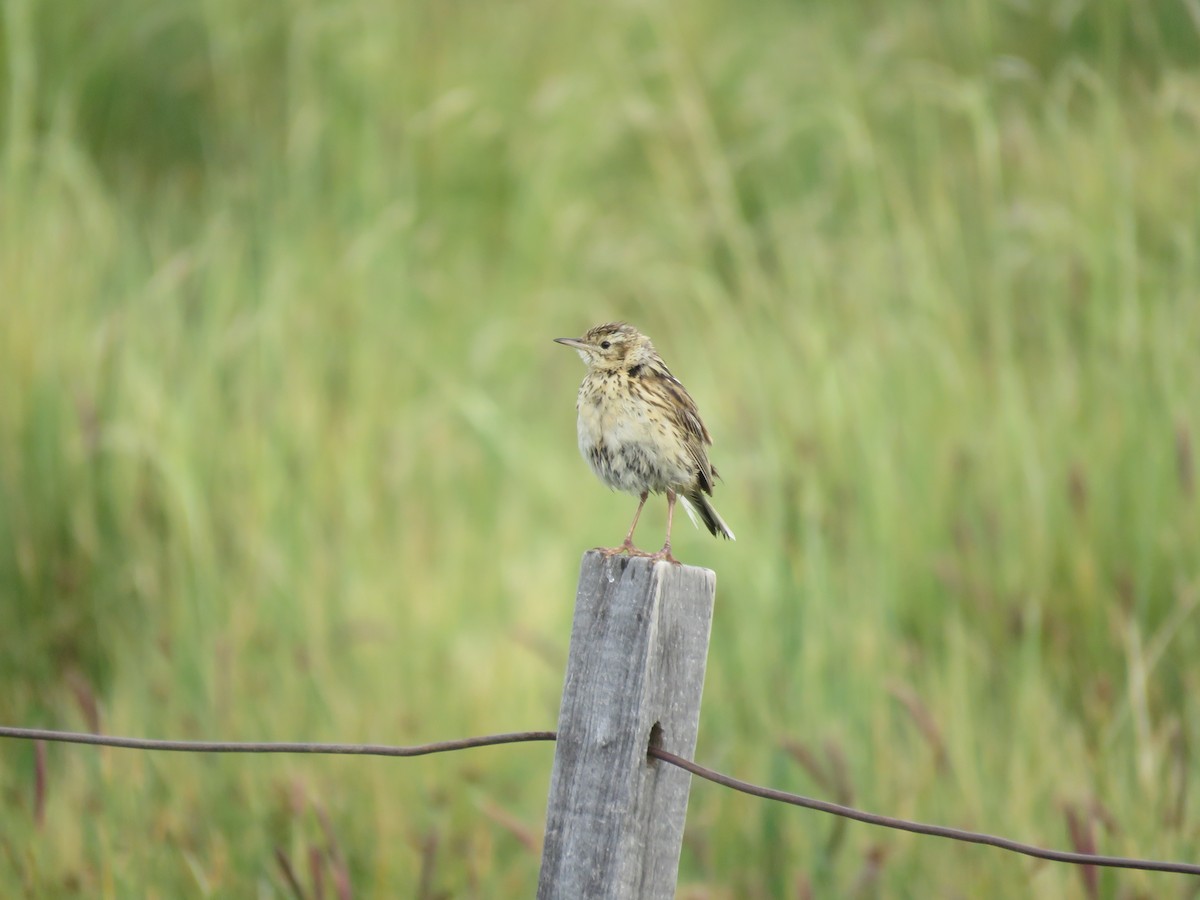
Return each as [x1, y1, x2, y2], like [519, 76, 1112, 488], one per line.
[575, 386, 694, 495]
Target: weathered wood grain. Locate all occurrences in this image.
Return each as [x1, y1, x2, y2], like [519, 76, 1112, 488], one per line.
[537, 551, 717, 899]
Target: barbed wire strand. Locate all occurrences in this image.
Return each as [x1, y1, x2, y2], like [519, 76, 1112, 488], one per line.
[0, 726, 556, 757]
[1, 725, 1197, 877]
[648, 747, 1200, 876]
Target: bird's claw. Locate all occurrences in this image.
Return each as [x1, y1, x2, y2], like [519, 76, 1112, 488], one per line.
[597, 540, 655, 558]
[648, 545, 682, 565]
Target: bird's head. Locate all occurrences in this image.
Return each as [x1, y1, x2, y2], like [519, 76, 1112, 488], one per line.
[554, 322, 654, 373]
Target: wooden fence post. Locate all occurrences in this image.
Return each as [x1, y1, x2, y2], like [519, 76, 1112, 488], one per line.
[537, 550, 717, 899]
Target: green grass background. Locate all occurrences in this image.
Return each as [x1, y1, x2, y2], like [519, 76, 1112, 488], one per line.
[2, 0, 1198, 895]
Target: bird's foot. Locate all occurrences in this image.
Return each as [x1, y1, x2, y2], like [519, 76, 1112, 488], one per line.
[597, 539, 654, 558]
[647, 543, 682, 565]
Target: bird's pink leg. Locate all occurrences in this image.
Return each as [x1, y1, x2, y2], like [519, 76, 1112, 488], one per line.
[649, 490, 682, 564]
[599, 491, 654, 557]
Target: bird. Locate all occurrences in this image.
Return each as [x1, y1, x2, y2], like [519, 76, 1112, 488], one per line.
[554, 322, 734, 563]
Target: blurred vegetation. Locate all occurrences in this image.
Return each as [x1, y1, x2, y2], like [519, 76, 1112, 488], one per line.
[1, 0, 1198, 895]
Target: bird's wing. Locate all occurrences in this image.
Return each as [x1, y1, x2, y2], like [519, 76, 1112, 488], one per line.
[650, 366, 717, 495]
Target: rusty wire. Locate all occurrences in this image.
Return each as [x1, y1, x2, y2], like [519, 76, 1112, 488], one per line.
[1, 724, 1197, 878]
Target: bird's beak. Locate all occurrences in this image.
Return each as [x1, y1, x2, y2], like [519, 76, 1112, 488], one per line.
[553, 337, 587, 350]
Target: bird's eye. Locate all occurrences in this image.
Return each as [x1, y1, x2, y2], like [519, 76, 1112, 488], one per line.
[600, 341, 611, 349]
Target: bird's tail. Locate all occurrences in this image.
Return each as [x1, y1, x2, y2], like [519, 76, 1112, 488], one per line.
[681, 490, 736, 541]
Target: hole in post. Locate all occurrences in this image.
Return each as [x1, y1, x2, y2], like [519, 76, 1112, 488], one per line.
[646, 721, 664, 765]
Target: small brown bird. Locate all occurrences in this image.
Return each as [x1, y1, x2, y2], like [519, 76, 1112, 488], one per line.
[555, 322, 734, 563]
